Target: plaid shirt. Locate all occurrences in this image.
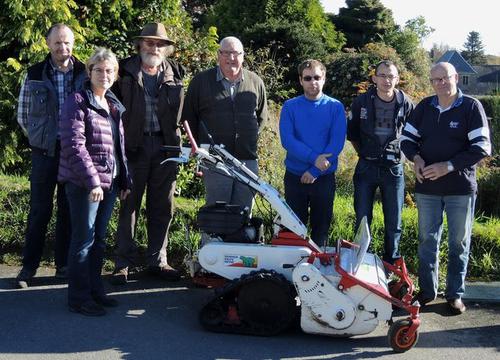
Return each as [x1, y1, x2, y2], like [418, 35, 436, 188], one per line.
[17, 58, 74, 134]
[142, 68, 162, 133]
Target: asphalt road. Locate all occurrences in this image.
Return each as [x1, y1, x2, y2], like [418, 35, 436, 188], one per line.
[0, 264, 499, 360]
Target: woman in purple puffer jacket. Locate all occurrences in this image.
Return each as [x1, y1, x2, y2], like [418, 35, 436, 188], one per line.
[59, 47, 132, 316]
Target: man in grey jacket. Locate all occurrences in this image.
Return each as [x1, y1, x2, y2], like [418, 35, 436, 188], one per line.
[16, 23, 87, 288]
[182, 36, 268, 213]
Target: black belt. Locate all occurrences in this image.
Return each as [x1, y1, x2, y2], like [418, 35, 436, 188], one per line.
[144, 131, 163, 136]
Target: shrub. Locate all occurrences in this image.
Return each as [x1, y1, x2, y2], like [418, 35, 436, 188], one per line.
[477, 95, 500, 160]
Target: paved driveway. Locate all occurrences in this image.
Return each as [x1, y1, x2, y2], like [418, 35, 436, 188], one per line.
[0, 265, 498, 360]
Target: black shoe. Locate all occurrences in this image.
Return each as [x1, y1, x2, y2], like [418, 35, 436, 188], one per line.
[15, 268, 36, 289]
[55, 266, 68, 279]
[69, 301, 106, 316]
[447, 298, 466, 315]
[93, 295, 118, 308]
[111, 267, 128, 285]
[148, 265, 181, 281]
[413, 292, 435, 307]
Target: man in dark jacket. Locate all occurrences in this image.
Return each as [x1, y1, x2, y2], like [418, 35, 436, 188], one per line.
[401, 62, 491, 315]
[112, 23, 184, 284]
[16, 23, 87, 288]
[182, 36, 268, 213]
[347, 60, 414, 264]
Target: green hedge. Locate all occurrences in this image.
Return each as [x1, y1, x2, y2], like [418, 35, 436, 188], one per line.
[478, 95, 500, 159]
[1, 173, 499, 283]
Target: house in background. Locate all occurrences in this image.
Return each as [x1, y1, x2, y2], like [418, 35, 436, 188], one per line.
[436, 50, 500, 95]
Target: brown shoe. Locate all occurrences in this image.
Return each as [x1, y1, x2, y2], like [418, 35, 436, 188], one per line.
[148, 265, 181, 281]
[448, 298, 466, 315]
[111, 267, 128, 285]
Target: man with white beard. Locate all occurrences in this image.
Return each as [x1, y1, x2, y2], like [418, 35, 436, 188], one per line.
[111, 23, 185, 284]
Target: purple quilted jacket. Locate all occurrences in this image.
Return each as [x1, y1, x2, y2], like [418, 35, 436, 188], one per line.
[58, 87, 132, 191]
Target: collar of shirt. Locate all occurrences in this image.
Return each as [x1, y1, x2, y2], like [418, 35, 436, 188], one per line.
[48, 57, 74, 73]
[216, 66, 244, 84]
[431, 88, 464, 111]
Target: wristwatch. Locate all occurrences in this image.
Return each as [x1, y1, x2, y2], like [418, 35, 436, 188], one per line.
[447, 161, 454, 172]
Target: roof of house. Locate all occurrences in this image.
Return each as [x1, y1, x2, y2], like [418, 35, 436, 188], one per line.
[437, 50, 477, 74]
[477, 69, 500, 83]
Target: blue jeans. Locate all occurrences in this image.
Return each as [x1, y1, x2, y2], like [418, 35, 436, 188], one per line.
[66, 181, 117, 306]
[284, 171, 336, 247]
[353, 159, 404, 264]
[23, 147, 70, 272]
[415, 193, 475, 300]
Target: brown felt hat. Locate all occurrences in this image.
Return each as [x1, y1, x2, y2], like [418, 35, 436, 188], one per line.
[134, 23, 175, 45]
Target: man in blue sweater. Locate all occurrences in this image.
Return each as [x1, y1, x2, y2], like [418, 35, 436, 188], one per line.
[401, 62, 491, 315]
[280, 59, 346, 246]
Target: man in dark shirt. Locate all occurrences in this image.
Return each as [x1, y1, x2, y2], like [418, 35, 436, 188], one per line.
[401, 62, 491, 315]
[182, 36, 268, 213]
[112, 23, 184, 284]
[16, 24, 87, 288]
[347, 60, 414, 264]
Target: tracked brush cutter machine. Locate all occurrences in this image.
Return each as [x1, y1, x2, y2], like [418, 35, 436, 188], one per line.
[168, 122, 421, 353]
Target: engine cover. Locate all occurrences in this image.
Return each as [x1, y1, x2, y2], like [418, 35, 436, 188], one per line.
[293, 262, 357, 331]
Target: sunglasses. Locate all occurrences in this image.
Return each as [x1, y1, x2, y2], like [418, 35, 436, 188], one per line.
[302, 75, 322, 82]
[143, 40, 168, 48]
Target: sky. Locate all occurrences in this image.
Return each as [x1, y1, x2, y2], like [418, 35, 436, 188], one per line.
[320, 0, 500, 55]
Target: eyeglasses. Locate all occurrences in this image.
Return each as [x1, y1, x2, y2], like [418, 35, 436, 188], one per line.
[219, 50, 244, 57]
[92, 68, 115, 75]
[376, 74, 398, 81]
[430, 74, 455, 84]
[143, 40, 168, 48]
[302, 75, 322, 82]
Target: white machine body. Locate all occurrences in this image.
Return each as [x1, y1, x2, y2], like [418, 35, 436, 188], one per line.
[175, 123, 399, 339]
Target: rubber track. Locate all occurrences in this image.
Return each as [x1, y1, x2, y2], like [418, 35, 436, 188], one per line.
[199, 269, 297, 336]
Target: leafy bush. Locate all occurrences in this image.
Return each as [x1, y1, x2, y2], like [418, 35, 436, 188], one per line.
[477, 95, 500, 160]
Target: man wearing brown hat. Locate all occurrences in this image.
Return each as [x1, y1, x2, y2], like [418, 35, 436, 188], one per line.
[111, 23, 184, 284]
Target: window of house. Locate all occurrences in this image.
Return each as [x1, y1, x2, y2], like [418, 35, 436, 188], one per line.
[463, 75, 469, 85]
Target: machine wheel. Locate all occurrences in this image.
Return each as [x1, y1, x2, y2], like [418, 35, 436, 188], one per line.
[237, 270, 297, 335]
[199, 301, 225, 329]
[388, 319, 419, 353]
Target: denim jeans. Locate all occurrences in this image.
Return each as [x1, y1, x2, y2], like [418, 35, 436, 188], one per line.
[66, 181, 117, 306]
[415, 193, 475, 300]
[284, 171, 336, 247]
[353, 159, 404, 264]
[23, 147, 71, 272]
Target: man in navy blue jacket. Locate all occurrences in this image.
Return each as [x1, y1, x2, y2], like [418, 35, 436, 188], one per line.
[348, 60, 414, 265]
[401, 62, 491, 315]
[280, 59, 346, 246]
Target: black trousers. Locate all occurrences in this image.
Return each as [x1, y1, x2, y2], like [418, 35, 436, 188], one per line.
[284, 171, 336, 247]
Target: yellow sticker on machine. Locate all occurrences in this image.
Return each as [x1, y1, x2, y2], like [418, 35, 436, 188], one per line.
[224, 255, 258, 268]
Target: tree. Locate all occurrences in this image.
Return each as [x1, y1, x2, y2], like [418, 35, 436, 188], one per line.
[207, 0, 344, 52]
[381, 17, 432, 96]
[243, 20, 332, 101]
[404, 16, 434, 41]
[0, 0, 218, 173]
[461, 31, 486, 65]
[331, 0, 396, 49]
